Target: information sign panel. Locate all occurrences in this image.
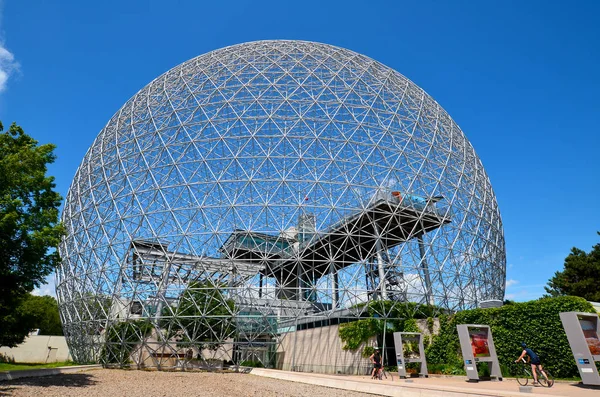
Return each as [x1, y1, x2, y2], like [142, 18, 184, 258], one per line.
[560, 312, 600, 385]
[457, 324, 502, 382]
[393, 332, 428, 379]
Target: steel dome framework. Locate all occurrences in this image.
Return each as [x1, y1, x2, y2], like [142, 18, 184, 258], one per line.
[57, 40, 505, 368]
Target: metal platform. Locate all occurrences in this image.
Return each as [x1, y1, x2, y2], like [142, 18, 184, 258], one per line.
[276, 195, 450, 277]
[129, 240, 264, 286]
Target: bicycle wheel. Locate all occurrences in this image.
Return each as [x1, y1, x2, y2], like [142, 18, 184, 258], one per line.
[538, 369, 554, 387]
[382, 370, 392, 381]
[516, 368, 530, 386]
[546, 371, 554, 387]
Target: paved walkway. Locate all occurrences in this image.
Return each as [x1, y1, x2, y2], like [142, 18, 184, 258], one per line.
[251, 368, 599, 397]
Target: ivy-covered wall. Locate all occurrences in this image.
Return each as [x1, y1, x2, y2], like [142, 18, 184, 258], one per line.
[426, 296, 594, 378]
[338, 301, 438, 357]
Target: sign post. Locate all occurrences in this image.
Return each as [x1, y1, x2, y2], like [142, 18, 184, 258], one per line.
[393, 332, 428, 379]
[457, 324, 502, 382]
[560, 312, 600, 386]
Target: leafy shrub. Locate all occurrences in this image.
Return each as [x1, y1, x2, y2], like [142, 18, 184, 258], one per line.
[362, 345, 375, 358]
[240, 360, 264, 368]
[0, 353, 15, 364]
[426, 317, 434, 334]
[427, 363, 466, 375]
[338, 318, 380, 350]
[339, 301, 441, 351]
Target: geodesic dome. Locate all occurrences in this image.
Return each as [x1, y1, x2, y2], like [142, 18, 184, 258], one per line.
[57, 40, 505, 367]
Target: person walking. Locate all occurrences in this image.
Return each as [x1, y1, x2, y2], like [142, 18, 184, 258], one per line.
[515, 343, 550, 386]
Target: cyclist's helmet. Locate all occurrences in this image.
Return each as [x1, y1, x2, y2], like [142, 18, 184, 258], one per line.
[520, 342, 527, 348]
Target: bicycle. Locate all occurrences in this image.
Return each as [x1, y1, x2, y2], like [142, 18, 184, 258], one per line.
[371, 366, 394, 381]
[515, 358, 554, 387]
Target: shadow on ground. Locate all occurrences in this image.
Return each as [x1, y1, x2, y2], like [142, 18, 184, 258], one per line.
[0, 373, 97, 395]
[572, 383, 600, 391]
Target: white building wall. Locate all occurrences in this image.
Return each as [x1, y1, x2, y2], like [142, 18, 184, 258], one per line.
[276, 323, 376, 375]
[0, 336, 71, 363]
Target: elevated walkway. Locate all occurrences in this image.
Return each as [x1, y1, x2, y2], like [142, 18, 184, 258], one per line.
[289, 195, 450, 277]
[221, 193, 451, 278]
[130, 240, 263, 285]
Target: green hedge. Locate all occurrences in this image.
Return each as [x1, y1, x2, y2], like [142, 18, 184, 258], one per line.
[240, 360, 264, 368]
[426, 296, 594, 378]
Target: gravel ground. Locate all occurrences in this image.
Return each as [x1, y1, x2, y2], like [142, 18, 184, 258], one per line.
[0, 369, 374, 397]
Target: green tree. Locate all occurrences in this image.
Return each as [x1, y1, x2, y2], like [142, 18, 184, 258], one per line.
[19, 294, 63, 335]
[164, 280, 236, 351]
[545, 232, 600, 301]
[0, 122, 64, 347]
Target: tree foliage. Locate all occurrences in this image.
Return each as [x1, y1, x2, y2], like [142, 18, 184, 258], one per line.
[164, 280, 236, 351]
[545, 232, 600, 301]
[0, 294, 63, 347]
[20, 294, 63, 336]
[338, 301, 439, 353]
[0, 122, 64, 347]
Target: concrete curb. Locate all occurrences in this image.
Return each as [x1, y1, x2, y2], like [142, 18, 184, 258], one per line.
[0, 364, 102, 382]
[250, 368, 572, 397]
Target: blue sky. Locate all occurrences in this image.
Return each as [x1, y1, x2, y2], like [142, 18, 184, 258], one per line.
[1, 0, 598, 300]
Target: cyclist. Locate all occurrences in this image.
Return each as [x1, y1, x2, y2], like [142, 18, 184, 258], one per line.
[515, 343, 549, 386]
[369, 347, 382, 379]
